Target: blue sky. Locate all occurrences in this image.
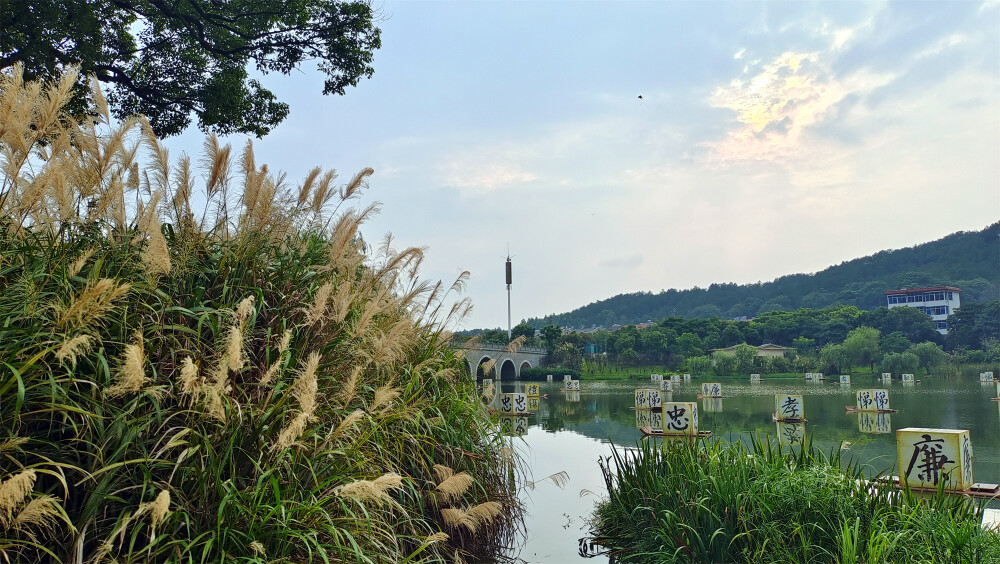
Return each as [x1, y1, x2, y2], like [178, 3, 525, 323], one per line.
[166, 0, 1000, 330]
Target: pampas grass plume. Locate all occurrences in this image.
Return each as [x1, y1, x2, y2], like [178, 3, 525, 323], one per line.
[335, 473, 403, 505]
[0, 470, 36, 526]
[55, 334, 94, 368]
[105, 333, 146, 398]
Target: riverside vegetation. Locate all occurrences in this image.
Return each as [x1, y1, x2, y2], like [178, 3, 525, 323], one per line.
[589, 438, 1000, 563]
[0, 66, 522, 562]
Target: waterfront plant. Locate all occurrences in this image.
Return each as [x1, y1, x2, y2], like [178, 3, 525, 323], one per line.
[0, 66, 521, 562]
[590, 436, 1000, 563]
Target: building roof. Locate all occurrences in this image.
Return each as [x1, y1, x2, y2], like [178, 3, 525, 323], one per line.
[710, 343, 791, 353]
[885, 286, 962, 295]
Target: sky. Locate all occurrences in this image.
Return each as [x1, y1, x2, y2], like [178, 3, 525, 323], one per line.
[165, 0, 1000, 331]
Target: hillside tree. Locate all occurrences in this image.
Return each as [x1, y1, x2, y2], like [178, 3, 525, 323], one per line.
[0, 0, 381, 137]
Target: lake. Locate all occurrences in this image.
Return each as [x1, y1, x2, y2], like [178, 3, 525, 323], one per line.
[496, 376, 1000, 563]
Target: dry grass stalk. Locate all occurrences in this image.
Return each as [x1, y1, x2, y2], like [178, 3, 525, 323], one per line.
[0, 437, 28, 455]
[329, 282, 354, 325]
[178, 357, 200, 399]
[225, 324, 244, 373]
[52, 278, 131, 331]
[370, 385, 401, 413]
[68, 249, 95, 277]
[335, 473, 403, 505]
[0, 470, 36, 526]
[439, 501, 502, 534]
[433, 466, 473, 504]
[425, 532, 449, 544]
[292, 352, 320, 416]
[273, 412, 309, 451]
[236, 295, 256, 323]
[142, 220, 171, 276]
[338, 365, 362, 406]
[10, 495, 65, 539]
[250, 541, 266, 556]
[55, 334, 94, 368]
[303, 282, 333, 325]
[330, 409, 365, 441]
[105, 333, 147, 398]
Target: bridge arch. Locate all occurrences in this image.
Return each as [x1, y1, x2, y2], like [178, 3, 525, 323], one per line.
[476, 356, 494, 378]
[519, 361, 531, 376]
[499, 359, 516, 380]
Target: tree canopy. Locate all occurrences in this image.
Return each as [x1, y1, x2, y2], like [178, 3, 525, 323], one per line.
[0, 0, 381, 137]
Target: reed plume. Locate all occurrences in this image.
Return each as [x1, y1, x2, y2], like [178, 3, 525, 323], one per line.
[0, 470, 36, 526]
[55, 334, 94, 368]
[105, 333, 147, 398]
[52, 278, 131, 331]
[335, 473, 403, 505]
[433, 465, 474, 504]
[303, 282, 333, 325]
[370, 385, 401, 413]
[178, 356, 200, 398]
[68, 249, 95, 277]
[440, 502, 503, 534]
[10, 495, 65, 540]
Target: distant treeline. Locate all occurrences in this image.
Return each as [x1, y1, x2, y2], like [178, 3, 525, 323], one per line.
[526, 222, 999, 328]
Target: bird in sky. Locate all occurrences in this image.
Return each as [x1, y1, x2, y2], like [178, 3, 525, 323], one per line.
[637, 95, 643, 99]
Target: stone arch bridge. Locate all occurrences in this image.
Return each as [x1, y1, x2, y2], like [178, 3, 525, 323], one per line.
[457, 343, 548, 380]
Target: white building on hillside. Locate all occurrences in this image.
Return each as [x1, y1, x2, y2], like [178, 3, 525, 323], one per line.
[885, 286, 961, 334]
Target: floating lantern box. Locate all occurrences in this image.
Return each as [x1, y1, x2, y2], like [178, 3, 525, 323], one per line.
[482, 378, 493, 389]
[982, 372, 995, 382]
[634, 389, 662, 410]
[651, 374, 663, 383]
[896, 428, 973, 491]
[856, 389, 890, 412]
[527, 397, 540, 412]
[700, 382, 723, 398]
[775, 395, 804, 421]
[882, 372, 892, 381]
[546, 374, 553, 382]
[498, 393, 528, 414]
[660, 380, 673, 392]
[804, 373, 812, 380]
[564, 374, 572, 382]
[660, 402, 698, 435]
[566, 390, 581, 402]
[701, 398, 723, 413]
[525, 383, 540, 397]
[670, 374, 681, 383]
[840, 375, 851, 384]
[570, 380, 581, 391]
[858, 412, 892, 434]
[902, 373, 915, 383]
[750, 373, 761, 382]
[776, 421, 805, 446]
[683, 374, 692, 381]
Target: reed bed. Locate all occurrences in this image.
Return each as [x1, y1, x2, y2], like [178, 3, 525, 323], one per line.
[0, 65, 521, 563]
[590, 437, 1000, 563]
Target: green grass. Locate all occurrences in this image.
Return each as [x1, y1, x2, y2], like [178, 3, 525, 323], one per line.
[589, 436, 1000, 563]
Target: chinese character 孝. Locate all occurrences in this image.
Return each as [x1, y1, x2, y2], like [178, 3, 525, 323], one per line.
[781, 396, 800, 418]
[906, 434, 954, 486]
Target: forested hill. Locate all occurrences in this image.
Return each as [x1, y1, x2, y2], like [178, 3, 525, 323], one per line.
[528, 222, 1000, 329]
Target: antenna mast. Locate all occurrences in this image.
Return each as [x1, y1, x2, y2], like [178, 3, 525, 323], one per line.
[505, 253, 512, 340]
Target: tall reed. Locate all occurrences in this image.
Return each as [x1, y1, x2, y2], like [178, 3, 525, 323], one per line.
[0, 65, 520, 563]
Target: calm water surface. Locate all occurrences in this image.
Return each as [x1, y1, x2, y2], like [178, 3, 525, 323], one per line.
[497, 376, 1000, 564]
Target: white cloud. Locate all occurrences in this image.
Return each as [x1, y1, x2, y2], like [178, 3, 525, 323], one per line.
[734, 48, 746, 60]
